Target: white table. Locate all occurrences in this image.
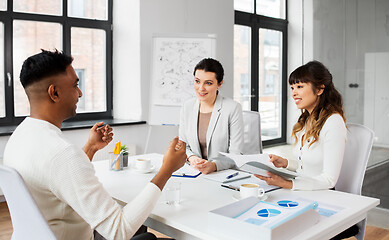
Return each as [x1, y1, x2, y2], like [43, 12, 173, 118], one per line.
[94, 154, 380, 240]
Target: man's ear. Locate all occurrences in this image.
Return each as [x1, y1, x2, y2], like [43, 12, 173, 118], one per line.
[47, 84, 60, 102]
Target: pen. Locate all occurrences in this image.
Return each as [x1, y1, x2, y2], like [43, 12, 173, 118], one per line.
[226, 172, 239, 179]
[221, 184, 240, 191]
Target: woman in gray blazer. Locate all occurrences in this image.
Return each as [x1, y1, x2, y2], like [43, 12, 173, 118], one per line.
[179, 58, 244, 174]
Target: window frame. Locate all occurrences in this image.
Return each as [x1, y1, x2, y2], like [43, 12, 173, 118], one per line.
[235, 2, 288, 146]
[0, 0, 113, 126]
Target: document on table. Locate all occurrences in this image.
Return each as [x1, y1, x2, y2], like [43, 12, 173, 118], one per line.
[203, 169, 251, 183]
[234, 198, 319, 229]
[220, 152, 298, 179]
[172, 164, 201, 178]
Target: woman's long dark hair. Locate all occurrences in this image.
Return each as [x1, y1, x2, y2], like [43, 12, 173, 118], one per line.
[289, 61, 346, 146]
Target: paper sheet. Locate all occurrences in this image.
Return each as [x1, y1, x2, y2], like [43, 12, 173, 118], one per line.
[203, 169, 251, 183]
[220, 152, 298, 179]
[172, 163, 201, 177]
[220, 152, 271, 168]
[235, 198, 318, 229]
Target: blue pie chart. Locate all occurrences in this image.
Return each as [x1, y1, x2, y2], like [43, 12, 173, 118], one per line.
[277, 200, 299, 208]
[257, 209, 281, 217]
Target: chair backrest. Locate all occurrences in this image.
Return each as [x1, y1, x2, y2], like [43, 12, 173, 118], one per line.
[144, 125, 179, 154]
[0, 165, 56, 240]
[242, 111, 263, 154]
[335, 123, 374, 195]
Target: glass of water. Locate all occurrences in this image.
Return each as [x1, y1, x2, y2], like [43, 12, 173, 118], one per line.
[165, 181, 181, 205]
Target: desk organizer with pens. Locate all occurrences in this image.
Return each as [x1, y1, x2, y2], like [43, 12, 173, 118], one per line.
[109, 152, 123, 171]
[110, 141, 124, 171]
[208, 197, 320, 240]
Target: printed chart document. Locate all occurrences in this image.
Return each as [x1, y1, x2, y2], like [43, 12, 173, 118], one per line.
[234, 198, 319, 229]
[209, 197, 321, 240]
[172, 164, 201, 178]
[203, 169, 251, 183]
[220, 152, 298, 179]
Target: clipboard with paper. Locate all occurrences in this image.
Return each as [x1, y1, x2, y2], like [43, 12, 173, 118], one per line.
[220, 153, 298, 179]
[172, 163, 201, 178]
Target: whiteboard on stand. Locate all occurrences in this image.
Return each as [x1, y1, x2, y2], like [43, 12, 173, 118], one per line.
[148, 33, 217, 126]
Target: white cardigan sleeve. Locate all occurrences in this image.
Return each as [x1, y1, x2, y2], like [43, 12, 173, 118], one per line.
[292, 114, 347, 190]
[49, 146, 161, 240]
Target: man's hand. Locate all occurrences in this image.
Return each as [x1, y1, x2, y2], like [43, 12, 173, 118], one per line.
[151, 137, 187, 190]
[83, 122, 113, 161]
[254, 172, 292, 189]
[269, 154, 288, 168]
[160, 137, 187, 174]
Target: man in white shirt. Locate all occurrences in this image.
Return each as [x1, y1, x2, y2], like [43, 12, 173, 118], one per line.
[3, 49, 187, 240]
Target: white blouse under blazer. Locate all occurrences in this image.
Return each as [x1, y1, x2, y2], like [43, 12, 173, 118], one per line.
[287, 114, 347, 190]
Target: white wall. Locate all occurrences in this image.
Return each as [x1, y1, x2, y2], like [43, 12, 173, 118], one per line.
[113, 0, 142, 120]
[286, 0, 304, 143]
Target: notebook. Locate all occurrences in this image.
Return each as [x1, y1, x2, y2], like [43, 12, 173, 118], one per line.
[203, 169, 251, 183]
[172, 164, 201, 178]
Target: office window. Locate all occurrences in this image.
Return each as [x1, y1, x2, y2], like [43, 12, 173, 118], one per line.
[75, 69, 86, 110]
[13, 0, 62, 16]
[13, 20, 62, 116]
[258, 29, 282, 140]
[68, 0, 108, 20]
[0, 22, 4, 118]
[234, 25, 251, 111]
[256, 0, 286, 19]
[234, 0, 287, 145]
[0, 0, 6, 11]
[71, 27, 106, 113]
[0, 0, 113, 126]
[234, 0, 254, 13]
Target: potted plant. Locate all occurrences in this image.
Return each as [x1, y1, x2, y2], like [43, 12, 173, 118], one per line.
[121, 144, 129, 167]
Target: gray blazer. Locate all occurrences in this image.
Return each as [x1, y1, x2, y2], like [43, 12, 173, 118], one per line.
[179, 94, 244, 171]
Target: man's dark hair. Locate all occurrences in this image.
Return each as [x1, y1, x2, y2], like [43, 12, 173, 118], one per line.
[20, 49, 73, 88]
[193, 58, 224, 84]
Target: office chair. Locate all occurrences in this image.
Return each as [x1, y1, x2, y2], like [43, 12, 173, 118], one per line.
[144, 125, 179, 154]
[242, 111, 263, 154]
[0, 165, 56, 240]
[335, 123, 374, 240]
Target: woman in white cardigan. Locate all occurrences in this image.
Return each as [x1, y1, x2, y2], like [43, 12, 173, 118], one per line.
[179, 58, 243, 174]
[256, 61, 347, 191]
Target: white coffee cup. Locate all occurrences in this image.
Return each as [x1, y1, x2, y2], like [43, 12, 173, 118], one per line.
[240, 183, 265, 199]
[135, 158, 151, 171]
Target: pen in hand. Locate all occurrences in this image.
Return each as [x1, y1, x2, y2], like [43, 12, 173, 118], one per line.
[226, 172, 239, 179]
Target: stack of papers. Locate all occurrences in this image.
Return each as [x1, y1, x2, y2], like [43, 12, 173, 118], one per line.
[220, 153, 298, 179]
[203, 169, 251, 183]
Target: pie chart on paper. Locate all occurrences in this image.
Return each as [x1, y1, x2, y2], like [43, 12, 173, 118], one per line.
[257, 209, 281, 217]
[277, 200, 299, 208]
